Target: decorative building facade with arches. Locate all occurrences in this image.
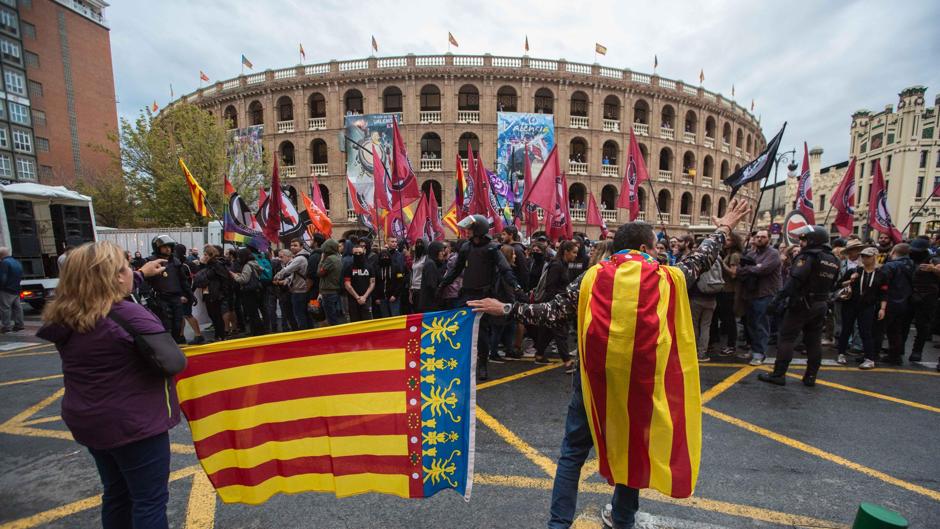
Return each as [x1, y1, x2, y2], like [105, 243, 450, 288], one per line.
[173, 54, 765, 237]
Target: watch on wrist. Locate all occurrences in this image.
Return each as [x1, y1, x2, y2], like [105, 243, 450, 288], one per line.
[502, 303, 512, 316]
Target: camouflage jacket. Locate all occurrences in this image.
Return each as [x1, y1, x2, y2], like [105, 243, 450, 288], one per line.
[511, 230, 727, 327]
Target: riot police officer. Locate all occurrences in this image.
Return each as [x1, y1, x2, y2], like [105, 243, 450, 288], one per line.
[146, 235, 194, 344]
[438, 215, 521, 381]
[758, 226, 840, 387]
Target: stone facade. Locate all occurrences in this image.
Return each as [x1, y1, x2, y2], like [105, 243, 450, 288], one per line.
[174, 54, 766, 238]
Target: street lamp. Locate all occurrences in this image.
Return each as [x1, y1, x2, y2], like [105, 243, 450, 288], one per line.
[769, 149, 797, 222]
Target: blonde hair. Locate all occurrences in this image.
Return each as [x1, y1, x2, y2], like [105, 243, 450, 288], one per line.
[589, 240, 613, 267]
[42, 241, 130, 333]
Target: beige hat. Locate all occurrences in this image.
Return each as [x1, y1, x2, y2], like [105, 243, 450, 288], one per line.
[844, 239, 868, 252]
[860, 247, 878, 257]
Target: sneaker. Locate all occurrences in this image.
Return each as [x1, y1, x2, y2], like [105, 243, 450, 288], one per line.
[908, 354, 922, 363]
[188, 336, 206, 345]
[533, 356, 550, 365]
[719, 346, 735, 357]
[522, 348, 536, 358]
[600, 503, 613, 528]
[487, 354, 505, 364]
[859, 359, 876, 370]
[749, 355, 764, 366]
[697, 354, 711, 363]
[757, 372, 786, 386]
[735, 351, 751, 360]
[564, 363, 578, 375]
[821, 338, 833, 346]
[837, 354, 848, 365]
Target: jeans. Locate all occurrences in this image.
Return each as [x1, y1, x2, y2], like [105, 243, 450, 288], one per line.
[746, 295, 772, 357]
[290, 292, 311, 330]
[487, 318, 516, 356]
[321, 293, 344, 326]
[376, 298, 401, 318]
[0, 290, 23, 330]
[88, 432, 171, 529]
[549, 374, 638, 529]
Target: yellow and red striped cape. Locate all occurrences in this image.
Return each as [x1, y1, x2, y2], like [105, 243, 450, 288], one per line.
[577, 250, 701, 498]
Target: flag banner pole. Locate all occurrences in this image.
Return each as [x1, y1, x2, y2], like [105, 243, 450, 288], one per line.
[899, 196, 933, 235]
[644, 177, 667, 238]
[822, 202, 835, 228]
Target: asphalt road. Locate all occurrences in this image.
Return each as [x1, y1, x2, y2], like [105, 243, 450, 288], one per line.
[1, 312, 938, 529]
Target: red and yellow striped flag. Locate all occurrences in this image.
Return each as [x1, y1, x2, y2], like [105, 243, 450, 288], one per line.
[178, 158, 211, 218]
[442, 201, 459, 236]
[577, 251, 701, 498]
[176, 310, 479, 504]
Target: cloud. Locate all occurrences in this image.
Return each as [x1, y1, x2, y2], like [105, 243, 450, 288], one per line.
[109, 0, 939, 170]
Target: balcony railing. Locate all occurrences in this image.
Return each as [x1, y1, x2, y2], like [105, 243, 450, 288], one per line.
[633, 123, 649, 136]
[569, 161, 588, 175]
[276, 120, 294, 133]
[658, 212, 670, 223]
[601, 209, 618, 222]
[658, 170, 673, 182]
[420, 158, 442, 171]
[282, 165, 297, 178]
[570, 116, 589, 129]
[636, 211, 646, 221]
[721, 141, 730, 154]
[347, 210, 358, 221]
[702, 177, 713, 187]
[308, 117, 326, 130]
[679, 214, 692, 225]
[683, 131, 696, 144]
[457, 110, 480, 123]
[659, 126, 675, 140]
[602, 119, 620, 132]
[387, 112, 404, 124]
[682, 172, 695, 184]
[460, 158, 468, 172]
[704, 137, 715, 149]
[419, 111, 441, 124]
[570, 207, 587, 221]
[601, 165, 619, 177]
[310, 163, 328, 176]
[735, 147, 744, 158]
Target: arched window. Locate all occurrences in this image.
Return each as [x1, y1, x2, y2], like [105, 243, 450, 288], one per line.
[680, 192, 693, 215]
[657, 189, 671, 214]
[661, 105, 675, 129]
[248, 100, 263, 126]
[700, 195, 712, 218]
[421, 180, 443, 205]
[383, 86, 403, 112]
[633, 99, 649, 124]
[570, 91, 589, 117]
[603, 95, 621, 121]
[497, 86, 517, 112]
[734, 163, 741, 172]
[568, 183, 587, 208]
[276, 96, 293, 121]
[703, 155, 714, 178]
[534, 88, 553, 114]
[601, 185, 618, 210]
[420, 84, 441, 111]
[458, 132, 479, 158]
[717, 197, 727, 217]
[458, 84, 480, 111]
[279, 141, 295, 166]
[420, 132, 441, 158]
[705, 116, 716, 138]
[736, 128, 744, 148]
[684, 110, 697, 133]
[308, 93, 326, 118]
[310, 139, 328, 164]
[637, 187, 647, 212]
[319, 184, 331, 211]
[659, 147, 673, 172]
[746, 134, 752, 154]
[223, 105, 237, 129]
[720, 160, 730, 180]
[344, 89, 363, 114]
[569, 137, 587, 162]
[722, 123, 732, 144]
[284, 185, 298, 209]
[639, 143, 649, 167]
[602, 140, 619, 165]
[683, 151, 696, 175]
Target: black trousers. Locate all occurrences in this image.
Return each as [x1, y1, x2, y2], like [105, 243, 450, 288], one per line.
[906, 296, 937, 356]
[239, 289, 265, 336]
[709, 291, 737, 347]
[346, 295, 373, 322]
[772, 302, 827, 378]
[838, 302, 877, 361]
[535, 325, 571, 362]
[204, 297, 226, 341]
[883, 302, 911, 361]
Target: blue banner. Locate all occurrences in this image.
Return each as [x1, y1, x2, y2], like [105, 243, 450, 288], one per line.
[496, 112, 556, 201]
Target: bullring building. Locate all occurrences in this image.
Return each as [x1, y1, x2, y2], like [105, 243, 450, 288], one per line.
[175, 54, 765, 238]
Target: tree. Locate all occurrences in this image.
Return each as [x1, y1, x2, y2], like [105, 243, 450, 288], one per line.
[120, 103, 227, 226]
[74, 167, 138, 228]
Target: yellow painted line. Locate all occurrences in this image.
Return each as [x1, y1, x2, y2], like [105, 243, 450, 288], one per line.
[0, 465, 201, 529]
[20, 415, 60, 426]
[474, 473, 847, 528]
[0, 374, 62, 387]
[703, 407, 940, 502]
[701, 366, 756, 405]
[767, 368, 940, 414]
[800, 365, 940, 376]
[0, 350, 57, 359]
[0, 388, 64, 431]
[477, 362, 563, 390]
[0, 344, 53, 357]
[184, 471, 217, 529]
[699, 362, 749, 368]
[476, 406, 557, 476]
[580, 458, 599, 483]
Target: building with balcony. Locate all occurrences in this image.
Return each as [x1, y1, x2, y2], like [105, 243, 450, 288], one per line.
[173, 53, 765, 238]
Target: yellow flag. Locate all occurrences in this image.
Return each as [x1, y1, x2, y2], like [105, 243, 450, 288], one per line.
[179, 158, 210, 218]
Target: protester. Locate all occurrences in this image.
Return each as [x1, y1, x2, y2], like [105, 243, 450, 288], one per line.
[317, 239, 344, 325]
[173, 244, 205, 345]
[343, 243, 375, 322]
[878, 243, 915, 365]
[230, 247, 265, 336]
[710, 232, 742, 356]
[418, 241, 448, 313]
[273, 239, 310, 330]
[737, 229, 781, 365]
[37, 242, 185, 529]
[907, 237, 940, 362]
[196, 245, 231, 341]
[145, 236, 193, 345]
[441, 240, 464, 310]
[0, 246, 24, 333]
[588, 240, 613, 267]
[835, 246, 887, 369]
[534, 240, 577, 371]
[409, 239, 428, 311]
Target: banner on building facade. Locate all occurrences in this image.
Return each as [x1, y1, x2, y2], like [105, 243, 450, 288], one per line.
[344, 113, 399, 223]
[496, 112, 555, 202]
[226, 125, 265, 207]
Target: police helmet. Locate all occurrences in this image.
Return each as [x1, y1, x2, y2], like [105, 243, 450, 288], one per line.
[457, 214, 490, 238]
[151, 234, 177, 253]
[797, 226, 829, 247]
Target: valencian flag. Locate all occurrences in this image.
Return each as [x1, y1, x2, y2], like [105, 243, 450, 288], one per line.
[796, 142, 815, 224]
[179, 158, 211, 218]
[867, 159, 902, 244]
[616, 131, 650, 221]
[586, 192, 608, 239]
[722, 122, 786, 198]
[829, 157, 856, 237]
[176, 309, 479, 504]
[223, 176, 268, 252]
[577, 251, 702, 498]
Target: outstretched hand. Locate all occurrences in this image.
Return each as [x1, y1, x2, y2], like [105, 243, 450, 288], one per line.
[466, 298, 506, 316]
[711, 198, 751, 233]
[139, 259, 167, 278]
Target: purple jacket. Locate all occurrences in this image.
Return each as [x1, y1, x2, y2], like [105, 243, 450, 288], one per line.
[37, 300, 181, 450]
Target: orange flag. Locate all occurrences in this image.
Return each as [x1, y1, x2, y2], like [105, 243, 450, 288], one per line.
[301, 188, 332, 237]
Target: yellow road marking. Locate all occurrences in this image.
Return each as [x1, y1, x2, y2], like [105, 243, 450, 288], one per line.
[580, 458, 599, 483]
[0, 351, 57, 359]
[477, 362, 563, 390]
[765, 368, 940, 414]
[0, 344, 53, 357]
[0, 374, 62, 387]
[184, 471, 217, 529]
[474, 473, 847, 528]
[0, 388, 64, 430]
[703, 407, 940, 502]
[701, 366, 756, 405]
[476, 406, 557, 476]
[20, 415, 60, 426]
[700, 362, 940, 376]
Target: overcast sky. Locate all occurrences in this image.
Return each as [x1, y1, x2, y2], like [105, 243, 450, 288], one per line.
[109, 0, 939, 177]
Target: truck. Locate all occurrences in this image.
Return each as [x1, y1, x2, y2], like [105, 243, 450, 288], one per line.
[95, 221, 223, 258]
[0, 183, 97, 309]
